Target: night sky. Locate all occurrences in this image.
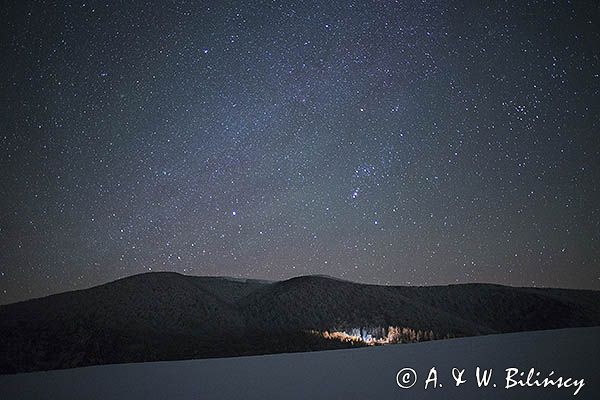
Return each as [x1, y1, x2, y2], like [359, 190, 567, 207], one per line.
[1, 1, 599, 304]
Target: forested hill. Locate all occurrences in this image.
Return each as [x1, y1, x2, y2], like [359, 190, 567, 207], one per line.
[1, 272, 599, 374]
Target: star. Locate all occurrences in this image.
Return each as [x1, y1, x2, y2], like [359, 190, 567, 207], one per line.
[0, 0, 598, 304]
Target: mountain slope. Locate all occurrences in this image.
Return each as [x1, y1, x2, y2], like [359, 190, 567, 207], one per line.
[1, 273, 599, 374]
[240, 276, 494, 335]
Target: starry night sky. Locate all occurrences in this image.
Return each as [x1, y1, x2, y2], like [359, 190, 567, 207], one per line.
[1, 0, 599, 304]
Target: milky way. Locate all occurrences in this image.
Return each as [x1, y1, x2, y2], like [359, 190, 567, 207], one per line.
[1, 1, 599, 303]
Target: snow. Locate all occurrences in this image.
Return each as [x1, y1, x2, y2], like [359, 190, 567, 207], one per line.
[1, 327, 598, 399]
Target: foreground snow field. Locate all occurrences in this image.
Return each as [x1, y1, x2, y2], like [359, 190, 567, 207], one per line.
[1, 327, 598, 400]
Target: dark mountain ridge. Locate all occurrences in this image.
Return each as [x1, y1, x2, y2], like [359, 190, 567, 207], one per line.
[1, 272, 599, 374]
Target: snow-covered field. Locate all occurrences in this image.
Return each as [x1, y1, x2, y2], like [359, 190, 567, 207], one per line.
[1, 327, 598, 399]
